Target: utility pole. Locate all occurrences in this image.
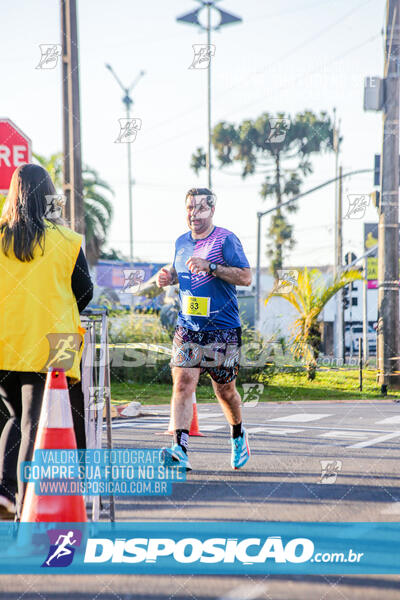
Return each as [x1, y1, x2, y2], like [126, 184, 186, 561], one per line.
[105, 64, 145, 264]
[61, 0, 85, 234]
[176, 1, 242, 190]
[378, 0, 400, 391]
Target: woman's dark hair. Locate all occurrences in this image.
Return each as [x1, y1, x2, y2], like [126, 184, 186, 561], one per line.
[0, 163, 57, 262]
[185, 187, 216, 208]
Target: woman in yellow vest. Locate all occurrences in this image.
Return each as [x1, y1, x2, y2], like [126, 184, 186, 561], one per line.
[0, 164, 93, 518]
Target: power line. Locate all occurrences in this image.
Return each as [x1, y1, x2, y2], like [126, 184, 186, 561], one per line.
[138, 32, 380, 156]
[247, 0, 340, 23]
[139, 1, 376, 145]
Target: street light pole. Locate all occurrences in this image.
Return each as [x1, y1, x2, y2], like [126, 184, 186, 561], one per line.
[176, 0, 242, 191]
[206, 1, 212, 188]
[337, 166, 344, 360]
[363, 256, 369, 363]
[255, 169, 372, 327]
[126, 101, 134, 264]
[333, 110, 342, 358]
[255, 212, 261, 326]
[105, 64, 145, 264]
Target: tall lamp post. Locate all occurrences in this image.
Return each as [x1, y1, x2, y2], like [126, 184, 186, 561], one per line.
[105, 64, 145, 264]
[176, 0, 242, 189]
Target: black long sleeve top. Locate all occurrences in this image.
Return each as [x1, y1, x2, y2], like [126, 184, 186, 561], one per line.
[71, 248, 94, 313]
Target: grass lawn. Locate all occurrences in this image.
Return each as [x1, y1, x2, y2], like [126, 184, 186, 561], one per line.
[111, 368, 400, 405]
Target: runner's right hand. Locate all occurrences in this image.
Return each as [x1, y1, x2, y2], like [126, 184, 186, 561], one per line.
[156, 267, 172, 287]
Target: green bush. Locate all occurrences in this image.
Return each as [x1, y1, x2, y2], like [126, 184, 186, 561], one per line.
[109, 312, 277, 387]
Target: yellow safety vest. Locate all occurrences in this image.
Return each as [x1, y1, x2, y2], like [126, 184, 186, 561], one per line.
[0, 221, 85, 380]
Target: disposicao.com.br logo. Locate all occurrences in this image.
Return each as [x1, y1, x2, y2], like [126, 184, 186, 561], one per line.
[0, 522, 389, 575]
[84, 536, 318, 564]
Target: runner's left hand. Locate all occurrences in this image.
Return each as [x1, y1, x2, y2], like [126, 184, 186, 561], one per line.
[186, 256, 209, 274]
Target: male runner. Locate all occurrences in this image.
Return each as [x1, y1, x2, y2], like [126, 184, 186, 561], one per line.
[156, 188, 252, 471]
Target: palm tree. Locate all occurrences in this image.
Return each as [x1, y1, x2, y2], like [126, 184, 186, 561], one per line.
[34, 152, 113, 264]
[82, 167, 113, 264]
[265, 267, 362, 380]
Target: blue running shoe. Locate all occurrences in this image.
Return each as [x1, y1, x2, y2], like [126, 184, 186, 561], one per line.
[161, 444, 192, 471]
[231, 429, 250, 470]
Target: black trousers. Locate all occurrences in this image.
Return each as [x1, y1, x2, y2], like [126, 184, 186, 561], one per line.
[0, 371, 86, 513]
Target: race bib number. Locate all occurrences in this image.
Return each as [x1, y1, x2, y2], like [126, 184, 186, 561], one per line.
[182, 295, 210, 317]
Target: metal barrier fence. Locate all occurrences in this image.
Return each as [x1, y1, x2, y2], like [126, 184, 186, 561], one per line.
[81, 307, 114, 522]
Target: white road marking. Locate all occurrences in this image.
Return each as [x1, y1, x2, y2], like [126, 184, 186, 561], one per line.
[319, 430, 369, 439]
[376, 415, 400, 425]
[269, 413, 332, 423]
[109, 422, 141, 429]
[381, 503, 400, 514]
[136, 423, 171, 428]
[218, 583, 269, 600]
[247, 427, 304, 435]
[197, 424, 225, 431]
[198, 413, 224, 420]
[347, 431, 400, 448]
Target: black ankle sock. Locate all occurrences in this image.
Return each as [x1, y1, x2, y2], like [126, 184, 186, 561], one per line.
[174, 429, 189, 454]
[231, 423, 243, 439]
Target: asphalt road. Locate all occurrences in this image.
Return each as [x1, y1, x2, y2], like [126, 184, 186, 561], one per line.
[1, 399, 400, 599]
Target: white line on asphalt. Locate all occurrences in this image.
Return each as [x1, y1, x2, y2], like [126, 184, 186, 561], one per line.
[198, 413, 224, 419]
[247, 427, 304, 435]
[269, 413, 332, 423]
[376, 415, 400, 424]
[319, 430, 369, 439]
[135, 423, 171, 428]
[347, 431, 400, 448]
[381, 502, 400, 514]
[197, 425, 225, 431]
[217, 583, 269, 600]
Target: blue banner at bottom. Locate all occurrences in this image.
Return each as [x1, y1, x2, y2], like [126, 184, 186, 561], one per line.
[0, 522, 399, 574]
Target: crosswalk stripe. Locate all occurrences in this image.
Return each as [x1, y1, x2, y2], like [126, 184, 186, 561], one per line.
[269, 413, 332, 423]
[247, 427, 304, 435]
[197, 425, 225, 431]
[198, 413, 224, 420]
[347, 431, 400, 448]
[381, 503, 400, 514]
[319, 430, 369, 439]
[376, 415, 400, 425]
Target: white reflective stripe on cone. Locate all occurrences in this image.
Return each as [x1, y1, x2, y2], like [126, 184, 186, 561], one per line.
[37, 388, 74, 429]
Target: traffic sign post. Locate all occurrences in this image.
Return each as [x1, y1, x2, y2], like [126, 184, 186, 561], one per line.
[0, 118, 32, 194]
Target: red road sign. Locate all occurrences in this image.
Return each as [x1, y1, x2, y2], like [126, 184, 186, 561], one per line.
[0, 118, 32, 194]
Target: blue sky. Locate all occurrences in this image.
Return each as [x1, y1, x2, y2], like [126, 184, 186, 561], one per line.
[1, 0, 385, 267]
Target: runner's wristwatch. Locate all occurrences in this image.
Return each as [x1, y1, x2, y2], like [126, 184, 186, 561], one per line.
[209, 262, 218, 276]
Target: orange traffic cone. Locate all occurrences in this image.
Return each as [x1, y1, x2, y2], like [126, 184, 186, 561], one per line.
[189, 392, 204, 437]
[157, 393, 204, 436]
[21, 369, 87, 522]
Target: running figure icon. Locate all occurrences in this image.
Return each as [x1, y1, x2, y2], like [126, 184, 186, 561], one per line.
[46, 336, 76, 368]
[45, 531, 77, 566]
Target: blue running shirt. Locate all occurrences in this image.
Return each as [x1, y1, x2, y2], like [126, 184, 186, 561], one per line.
[173, 226, 250, 331]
